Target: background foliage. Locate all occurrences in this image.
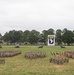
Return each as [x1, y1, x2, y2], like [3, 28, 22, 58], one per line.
[0, 28, 74, 45]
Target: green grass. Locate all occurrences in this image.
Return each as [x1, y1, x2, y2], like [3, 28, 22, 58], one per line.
[0, 45, 74, 75]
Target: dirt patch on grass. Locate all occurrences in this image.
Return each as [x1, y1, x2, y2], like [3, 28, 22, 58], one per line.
[69, 59, 74, 62]
[53, 64, 68, 72]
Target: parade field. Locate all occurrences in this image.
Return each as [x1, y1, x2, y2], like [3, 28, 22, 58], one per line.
[0, 46, 74, 75]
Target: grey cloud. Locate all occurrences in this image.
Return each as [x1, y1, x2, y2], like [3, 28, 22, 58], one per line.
[0, 0, 74, 35]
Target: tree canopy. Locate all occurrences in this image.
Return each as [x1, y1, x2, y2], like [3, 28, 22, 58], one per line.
[1, 28, 74, 45]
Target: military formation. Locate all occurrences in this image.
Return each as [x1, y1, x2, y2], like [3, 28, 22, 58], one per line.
[64, 51, 74, 59]
[0, 49, 73, 65]
[25, 52, 46, 60]
[49, 51, 74, 65]
[49, 58, 69, 65]
[0, 50, 21, 57]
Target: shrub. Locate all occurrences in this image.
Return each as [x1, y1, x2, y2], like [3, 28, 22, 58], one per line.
[15, 44, 20, 48]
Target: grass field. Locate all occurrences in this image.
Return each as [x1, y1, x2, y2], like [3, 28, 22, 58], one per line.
[0, 45, 74, 75]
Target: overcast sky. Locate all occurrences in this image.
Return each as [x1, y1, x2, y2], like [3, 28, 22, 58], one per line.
[0, 0, 74, 35]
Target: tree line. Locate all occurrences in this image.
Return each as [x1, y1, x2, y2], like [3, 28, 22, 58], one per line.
[0, 28, 74, 45]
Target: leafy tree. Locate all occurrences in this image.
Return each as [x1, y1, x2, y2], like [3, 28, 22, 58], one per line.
[56, 29, 62, 45]
[47, 28, 54, 35]
[72, 30, 74, 42]
[3, 32, 10, 44]
[73, 30, 74, 33]
[2, 28, 74, 46]
[38, 33, 45, 43]
[62, 29, 74, 45]
[42, 30, 48, 44]
[18, 30, 24, 42]
[23, 30, 30, 43]
[29, 30, 40, 44]
[0, 33, 2, 38]
[0, 33, 2, 43]
[62, 28, 67, 34]
[3, 30, 23, 44]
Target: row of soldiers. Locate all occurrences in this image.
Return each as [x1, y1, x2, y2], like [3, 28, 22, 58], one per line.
[51, 51, 74, 59]
[49, 57, 69, 65]
[25, 52, 46, 60]
[0, 50, 21, 57]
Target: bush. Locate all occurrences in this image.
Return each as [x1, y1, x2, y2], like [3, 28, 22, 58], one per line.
[38, 45, 44, 48]
[15, 44, 20, 48]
